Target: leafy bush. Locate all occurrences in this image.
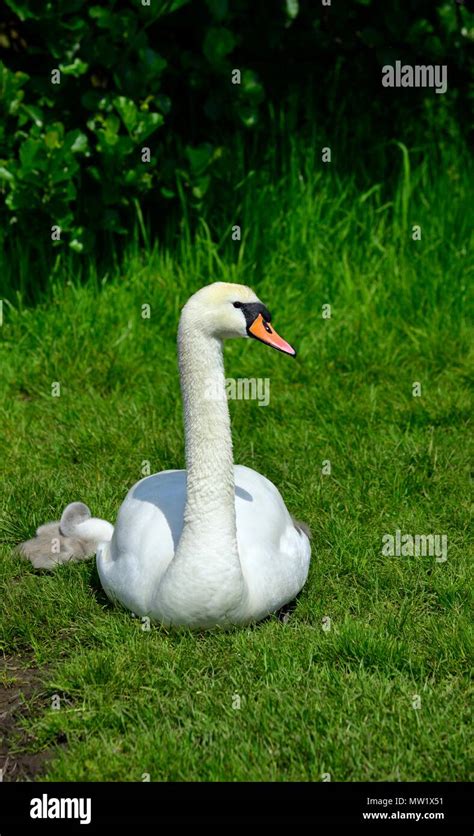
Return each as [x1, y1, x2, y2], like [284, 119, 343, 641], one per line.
[0, 0, 472, 256]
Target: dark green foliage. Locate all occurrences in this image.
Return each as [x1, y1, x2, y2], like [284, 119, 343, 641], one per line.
[0, 0, 472, 261]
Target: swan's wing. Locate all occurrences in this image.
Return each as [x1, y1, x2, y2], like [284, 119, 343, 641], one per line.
[97, 470, 186, 614]
[234, 465, 311, 616]
[98, 465, 311, 624]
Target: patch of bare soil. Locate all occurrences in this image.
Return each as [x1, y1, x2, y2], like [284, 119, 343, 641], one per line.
[0, 655, 52, 781]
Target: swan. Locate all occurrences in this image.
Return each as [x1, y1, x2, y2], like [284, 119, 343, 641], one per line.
[20, 283, 311, 628]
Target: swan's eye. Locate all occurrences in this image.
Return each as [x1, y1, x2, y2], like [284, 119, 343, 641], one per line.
[233, 301, 242, 308]
[263, 321, 272, 334]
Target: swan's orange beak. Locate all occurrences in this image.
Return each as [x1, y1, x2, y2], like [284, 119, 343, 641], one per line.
[248, 313, 296, 357]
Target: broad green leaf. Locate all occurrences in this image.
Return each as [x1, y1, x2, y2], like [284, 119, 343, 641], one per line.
[203, 27, 236, 64]
[69, 131, 88, 154]
[59, 58, 89, 77]
[185, 143, 214, 174]
[138, 48, 167, 75]
[19, 138, 44, 169]
[114, 96, 138, 132]
[20, 104, 44, 127]
[44, 129, 63, 150]
[0, 166, 14, 183]
[135, 112, 164, 141]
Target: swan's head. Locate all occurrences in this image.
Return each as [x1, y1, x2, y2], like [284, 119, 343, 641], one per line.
[181, 282, 296, 356]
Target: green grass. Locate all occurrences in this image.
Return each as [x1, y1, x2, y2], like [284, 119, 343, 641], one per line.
[0, 136, 472, 781]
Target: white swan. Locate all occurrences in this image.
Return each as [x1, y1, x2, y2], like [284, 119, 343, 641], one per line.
[20, 283, 311, 628]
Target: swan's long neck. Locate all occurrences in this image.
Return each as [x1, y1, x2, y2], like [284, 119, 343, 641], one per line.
[159, 310, 246, 625]
[178, 318, 236, 541]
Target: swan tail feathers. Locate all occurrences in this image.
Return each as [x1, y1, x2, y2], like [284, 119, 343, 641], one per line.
[17, 502, 114, 570]
[291, 516, 311, 540]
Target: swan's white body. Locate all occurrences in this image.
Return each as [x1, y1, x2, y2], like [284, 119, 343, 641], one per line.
[21, 282, 311, 627]
[96, 283, 311, 628]
[97, 465, 309, 627]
